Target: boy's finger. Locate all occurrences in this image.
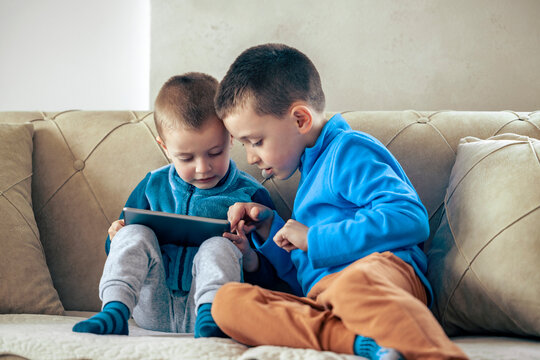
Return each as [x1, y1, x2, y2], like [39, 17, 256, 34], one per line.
[237, 220, 246, 237]
[223, 232, 241, 242]
[273, 231, 286, 246]
[229, 204, 249, 231]
[252, 206, 272, 221]
[228, 211, 242, 232]
[282, 244, 298, 252]
[222, 232, 238, 241]
[274, 234, 296, 252]
[242, 224, 256, 234]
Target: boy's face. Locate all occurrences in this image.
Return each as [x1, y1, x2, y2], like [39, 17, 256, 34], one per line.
[158, 116, 232, 189]
[223, 103, 306, 180]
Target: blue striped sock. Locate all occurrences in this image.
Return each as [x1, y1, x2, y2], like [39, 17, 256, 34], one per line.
[194, 303, 227, 338]
[353, 336, 404, 360]
[72, 301, 130, 335]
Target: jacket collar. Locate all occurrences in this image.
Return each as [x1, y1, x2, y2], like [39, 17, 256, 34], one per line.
[299, 113, 350, 174]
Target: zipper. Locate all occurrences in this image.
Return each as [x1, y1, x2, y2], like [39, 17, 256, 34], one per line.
[185, 185, 194, 215]
[170, 184, 194, 332]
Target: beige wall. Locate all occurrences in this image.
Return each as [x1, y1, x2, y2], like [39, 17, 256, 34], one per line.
[0, 0, 149, 111]
[151, 0, 540, 112]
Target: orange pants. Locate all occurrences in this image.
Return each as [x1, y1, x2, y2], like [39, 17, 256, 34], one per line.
[212, 252, 468, 360]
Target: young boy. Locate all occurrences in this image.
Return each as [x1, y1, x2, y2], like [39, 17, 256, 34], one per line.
[212, 44, 469, 360]
[73, 72, 276, 337]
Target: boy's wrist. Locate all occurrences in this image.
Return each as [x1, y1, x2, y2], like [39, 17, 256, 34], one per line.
[242, 248, 259, 272]
[255, 212, 275, 240]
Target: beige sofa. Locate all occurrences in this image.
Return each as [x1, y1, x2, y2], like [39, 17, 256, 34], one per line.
[1, 110, 539, 360]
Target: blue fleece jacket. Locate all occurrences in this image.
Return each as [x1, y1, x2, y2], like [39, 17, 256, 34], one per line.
[106, 160, 277, 293]
[254, 114, 433, 305]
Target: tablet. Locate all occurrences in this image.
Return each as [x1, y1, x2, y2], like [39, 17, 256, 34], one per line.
[122, 207, 231, 247]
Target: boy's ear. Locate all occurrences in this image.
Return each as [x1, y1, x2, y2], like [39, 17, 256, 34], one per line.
[290, 103, 313, 135]
[156, 136, 171, 158]
[229, 134, 234, 148]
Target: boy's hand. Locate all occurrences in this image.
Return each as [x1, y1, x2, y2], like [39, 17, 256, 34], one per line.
[108, 219, 125, 240]
[227, 202, 274, 240]
[273, 219, 309, 252]
[223, 220, 259, 272]
[223, 220, 251, 254]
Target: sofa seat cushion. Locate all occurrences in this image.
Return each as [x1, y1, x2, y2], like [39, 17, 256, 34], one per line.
[427, 133, 540, 337]
[0, 123, 63, 315]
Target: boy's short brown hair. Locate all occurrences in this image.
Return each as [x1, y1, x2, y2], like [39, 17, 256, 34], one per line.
[154, 72, 219, 139]
[215, 43, 325, 120]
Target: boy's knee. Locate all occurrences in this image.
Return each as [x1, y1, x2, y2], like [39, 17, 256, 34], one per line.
[329, 262, 375, 295]
[123, 224, 155, 237]
[114, 224, 152, 238]
[112, 224, 159, 250]
[198, 236, 242, 259]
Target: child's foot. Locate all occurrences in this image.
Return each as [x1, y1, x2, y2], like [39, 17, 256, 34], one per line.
[194, 303, 227, 338]
[353, 335, 404, 360]
[72, 301, 130, 335]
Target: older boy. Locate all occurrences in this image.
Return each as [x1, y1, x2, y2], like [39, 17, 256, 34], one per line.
[73, 73, 276, 337]
[213, 44, 469, 360]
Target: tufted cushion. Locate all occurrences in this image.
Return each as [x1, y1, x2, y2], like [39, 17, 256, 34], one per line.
[339, 111, 540, 242]
[28, 111, 170, 311]
[0, 123, 63, 314]
[426, 133, 540, 337]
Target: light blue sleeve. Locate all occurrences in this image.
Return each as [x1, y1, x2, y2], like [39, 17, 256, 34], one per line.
[308, 136, 429, 269]
[105, 172, 152, 254]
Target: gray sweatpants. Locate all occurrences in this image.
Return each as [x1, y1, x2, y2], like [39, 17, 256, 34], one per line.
[99, 224, 242, 333]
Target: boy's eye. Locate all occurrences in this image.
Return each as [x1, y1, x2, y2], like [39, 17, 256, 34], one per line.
[209, 150, 223, 157]
[178, 157, 192, 162]
[252, 140, 262, 147]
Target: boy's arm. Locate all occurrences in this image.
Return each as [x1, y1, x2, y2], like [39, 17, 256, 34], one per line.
[242, 250, 279, 287]
[105, 173, 152, 254]
[243, 186, 303, 295]
[307, 136, 430, 269]
[251, 187, 275, 210]
[250, 212, 303, 296]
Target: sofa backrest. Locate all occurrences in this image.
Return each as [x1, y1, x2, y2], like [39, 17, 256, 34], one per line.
[1, 110, 539, 311]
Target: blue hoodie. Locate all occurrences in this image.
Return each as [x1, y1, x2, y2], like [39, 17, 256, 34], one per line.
[106, 160, 276, 293]
[254, 114, 433, 305]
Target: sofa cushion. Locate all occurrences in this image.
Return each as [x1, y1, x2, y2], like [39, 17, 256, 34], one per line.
[0, 123, 64, 315]
[426, 133, 540, 337]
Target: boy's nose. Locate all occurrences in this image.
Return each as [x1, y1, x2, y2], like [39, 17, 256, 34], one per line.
[246, 149, 260, 165]
[195, 159, 211, 173]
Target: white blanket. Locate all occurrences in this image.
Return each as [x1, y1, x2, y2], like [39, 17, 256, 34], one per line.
[1, 314, 540, 359]
[0, 314, 359, 360]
